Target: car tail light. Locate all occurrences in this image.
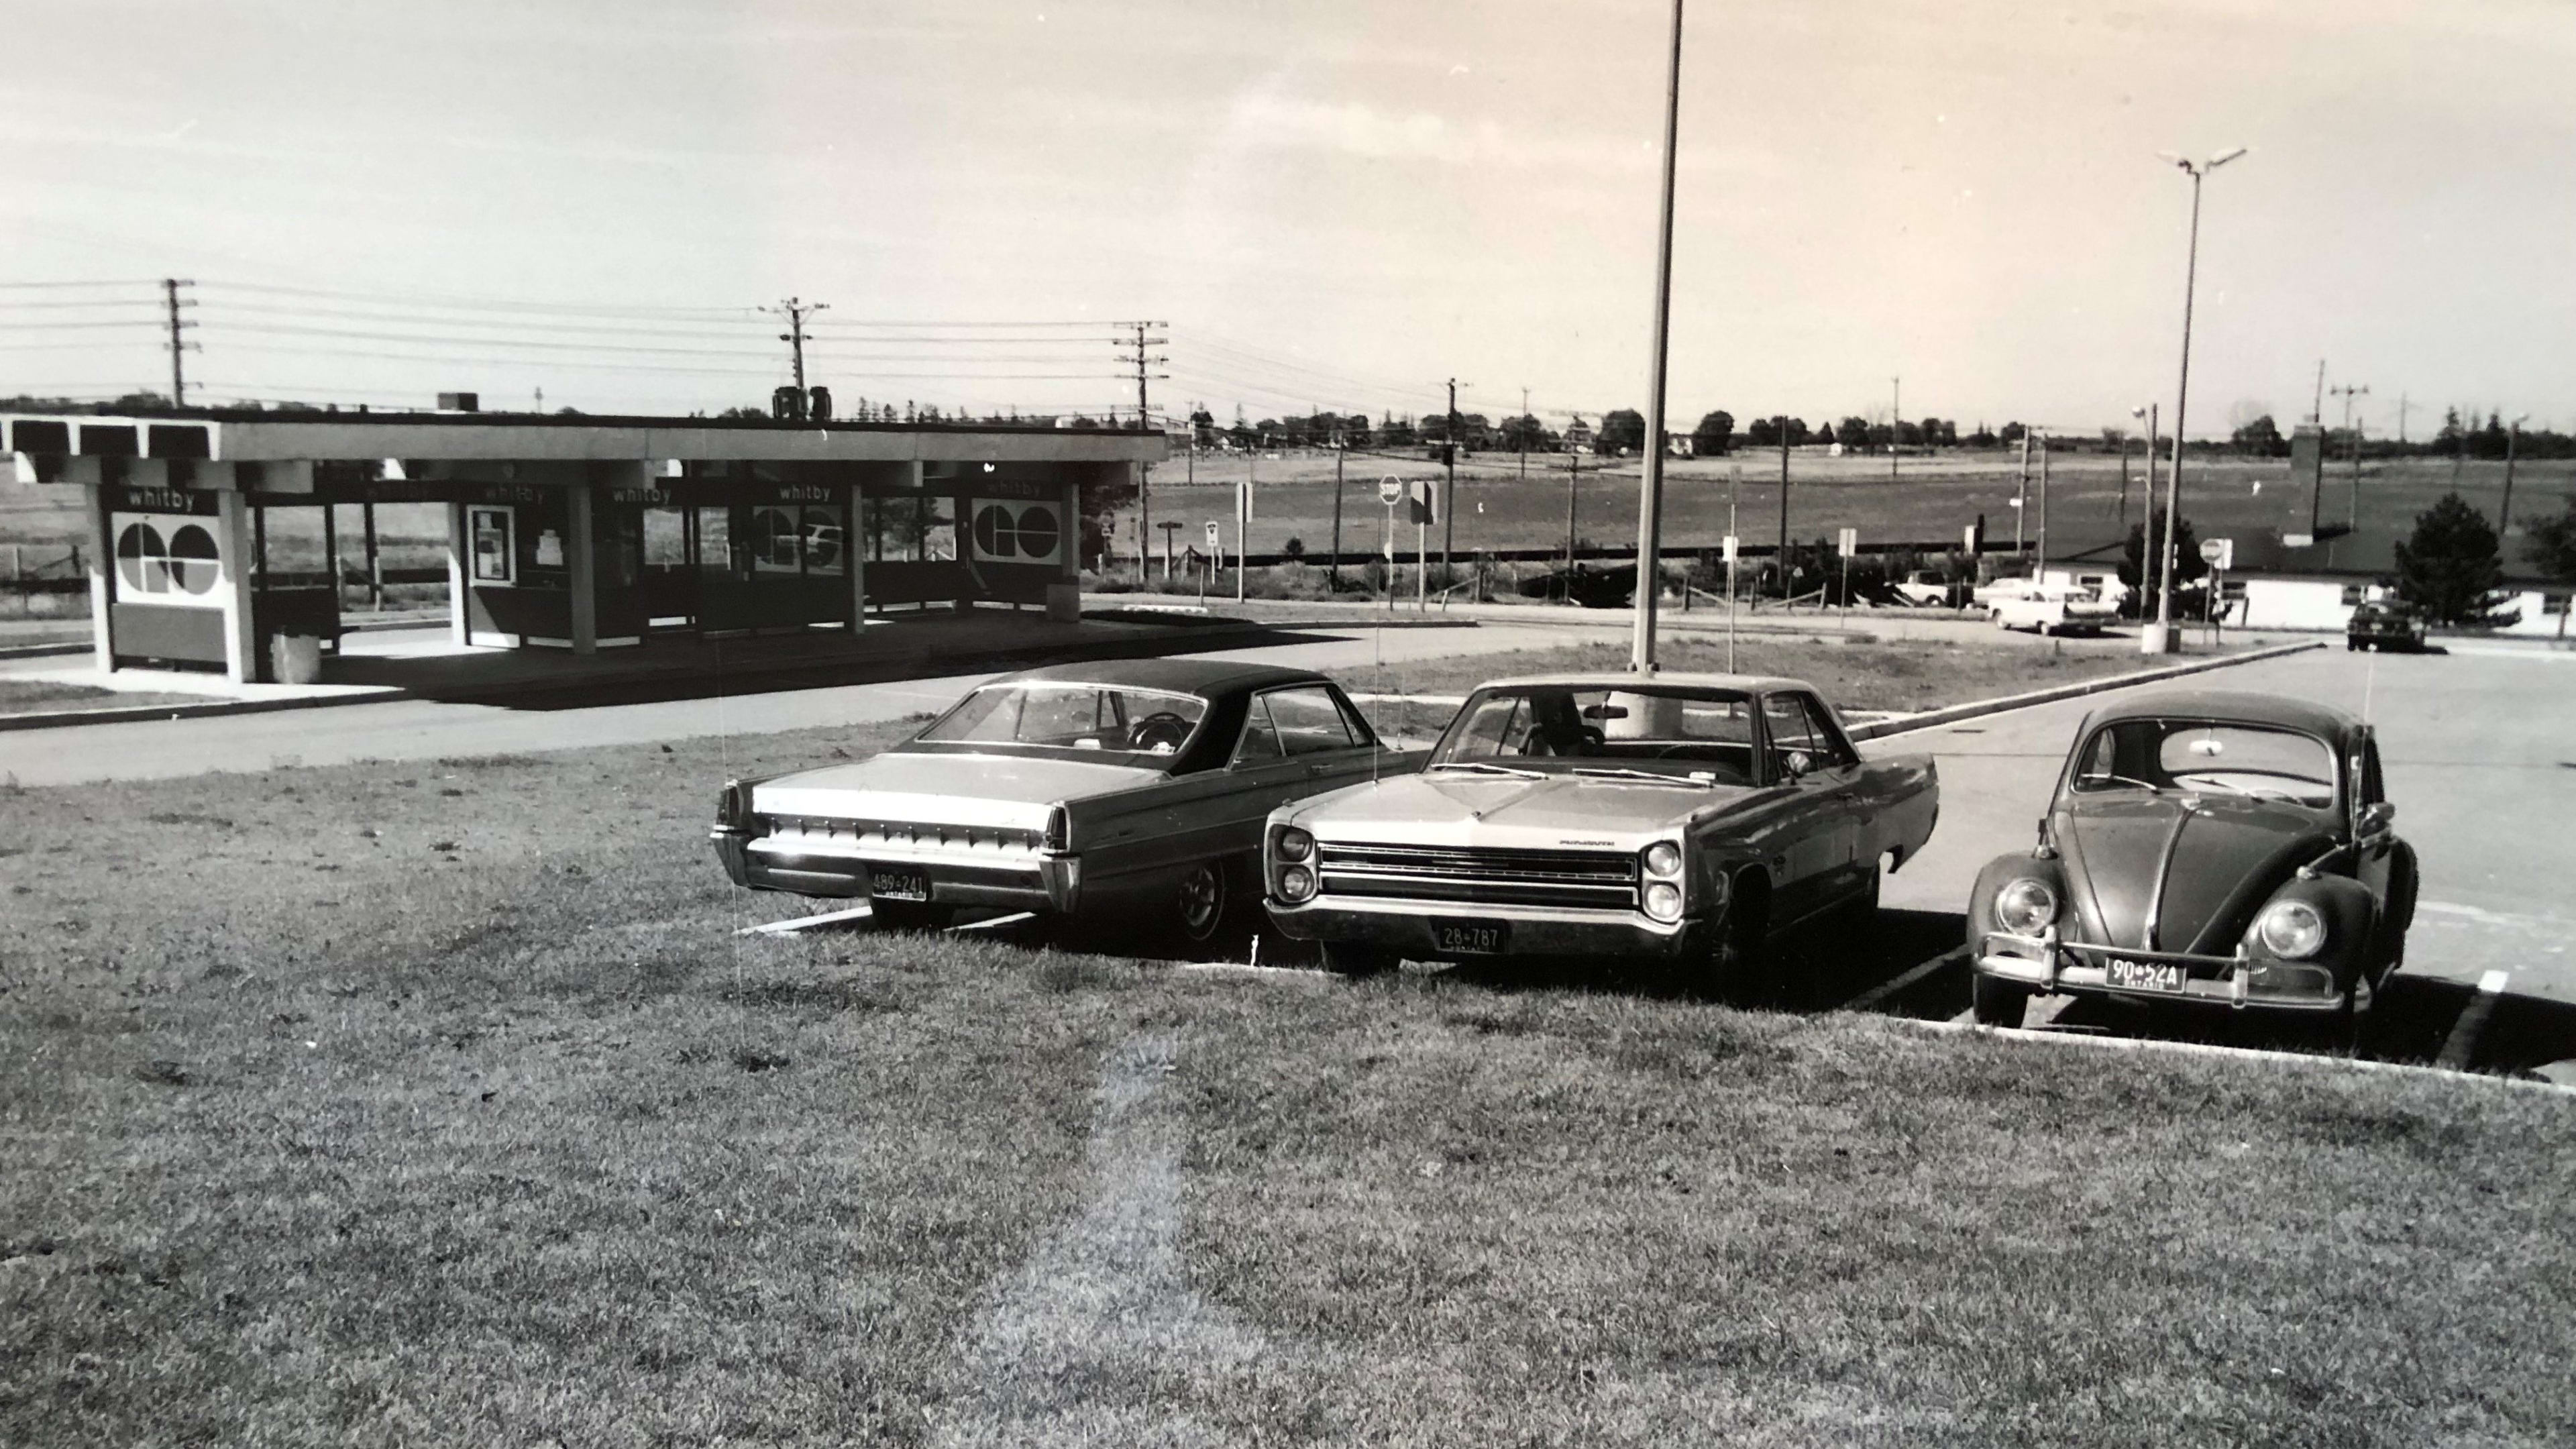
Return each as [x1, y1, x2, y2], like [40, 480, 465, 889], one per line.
[1043, 804, 1070, 853]
[717, 780, 755, 831]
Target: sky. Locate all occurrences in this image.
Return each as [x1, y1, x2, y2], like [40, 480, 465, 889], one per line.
[5, 0, 2573, 439]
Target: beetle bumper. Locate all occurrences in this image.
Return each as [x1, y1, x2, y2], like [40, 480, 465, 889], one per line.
[1974, 930, 2357, 1013]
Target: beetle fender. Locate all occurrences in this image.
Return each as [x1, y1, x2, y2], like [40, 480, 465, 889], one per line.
[2240, 874, 2377, 985]
[1968, 852, 2065, 947]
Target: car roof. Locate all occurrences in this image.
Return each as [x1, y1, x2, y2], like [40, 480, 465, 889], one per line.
[989, 657, 1329, 698]
[1468, 671, 1817, 695]
[2080, 688, 2360, 741]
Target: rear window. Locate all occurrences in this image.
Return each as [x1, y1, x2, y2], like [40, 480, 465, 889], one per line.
[918, 682, 1207, 757]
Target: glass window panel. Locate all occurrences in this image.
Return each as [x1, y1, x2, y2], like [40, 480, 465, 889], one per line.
[1260, 686, 1361, 755]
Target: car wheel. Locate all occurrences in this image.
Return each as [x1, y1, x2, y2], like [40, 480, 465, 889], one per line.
[1320, 940, 1397, 977]
[1971, 973, 2031, 1028]
[1701, 882, 1773, 1006]
[869, 899, 953, 932]
[1173, 859, 1230, 945]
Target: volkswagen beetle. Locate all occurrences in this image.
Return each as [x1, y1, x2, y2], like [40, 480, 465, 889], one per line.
[1967, 689, 2417, 1040]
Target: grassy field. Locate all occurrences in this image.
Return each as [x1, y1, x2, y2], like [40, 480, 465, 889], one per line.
[4, 708, 2571, 1445]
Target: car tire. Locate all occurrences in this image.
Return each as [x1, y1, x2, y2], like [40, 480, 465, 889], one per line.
[1971, 973, 2031, 1028]
[1173, 859, 1232, 946]
[869, 899, 953, 932]
[1701, 881, 1773, 1006]
[1320, 940, 1397, 977]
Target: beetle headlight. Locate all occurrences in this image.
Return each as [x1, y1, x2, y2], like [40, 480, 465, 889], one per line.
[1277, 826, 1315, 862]
[1643, 880, 1683, 922]
[1642, 841, 1682, 877]
[1994, 877, 2058, 934]
[1279, 864, 1316, 903]
[2255, 899, 2326, 959]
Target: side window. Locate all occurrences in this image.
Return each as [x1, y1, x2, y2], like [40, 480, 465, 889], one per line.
[1261, 686, 1363, 756]
[2359, 736, 2386, 806]
[1232, 697, 1285, 764]
[1762, 693, 1820, 775]
[1796, 695, 1858, 769]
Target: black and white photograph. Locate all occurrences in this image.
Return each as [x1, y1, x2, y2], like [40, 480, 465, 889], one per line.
[4, 2, 2572, 1442]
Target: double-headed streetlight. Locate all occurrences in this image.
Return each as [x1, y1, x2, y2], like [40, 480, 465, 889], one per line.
[2145, 146, 2246, 655]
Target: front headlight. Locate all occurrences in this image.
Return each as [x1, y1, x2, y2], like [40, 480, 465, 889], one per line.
[1277, 826, 1315, 862]
[1643, 880, 1683, 922]
[2255, 899, 2326, 958]
[1279, 864, 1316, 903]
[1994, 877, 2058, 934]
[1642, 841, 1682, 877]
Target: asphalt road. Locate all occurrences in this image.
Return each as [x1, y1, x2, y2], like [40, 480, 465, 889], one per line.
[1860, 639, 2576, 1071]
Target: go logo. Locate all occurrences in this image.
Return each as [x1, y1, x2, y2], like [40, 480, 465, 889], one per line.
[969, 501, 1062, 565]
[113, 517, 223, 604]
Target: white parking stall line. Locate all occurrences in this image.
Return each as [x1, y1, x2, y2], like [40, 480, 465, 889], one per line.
[949, 912, 1039, 932]
[2435, 970, 2513, 1071]
[736, 904, 875, 936]
[1839, 945, 1970, 1014]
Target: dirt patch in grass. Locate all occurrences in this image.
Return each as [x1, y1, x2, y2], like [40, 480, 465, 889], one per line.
[1, 724, 2569, 1446]
[0, 678, 207, 716]
[1349, 633, 2168, 715]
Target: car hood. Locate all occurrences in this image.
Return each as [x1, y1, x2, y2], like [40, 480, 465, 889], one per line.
[752, 748, 1162, 831]
[1285, 768, 1765, 847]
[2055, 792, 2337, 954]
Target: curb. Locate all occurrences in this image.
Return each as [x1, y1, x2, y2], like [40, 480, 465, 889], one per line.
[1874, 1012, 2575, 1096]
[0, 687, 415, 733]
[1843, 639, 2325, 742]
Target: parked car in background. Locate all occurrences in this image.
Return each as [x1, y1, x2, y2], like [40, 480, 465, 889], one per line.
[1262, 672, 1939, 998]
[1891, 570, 1970, 608]
[1976, 577, 2119, 635]
[2347, 599, 2428, 651]
[712, 660, 1417, 943]
[1967, 690, 2416, 1044]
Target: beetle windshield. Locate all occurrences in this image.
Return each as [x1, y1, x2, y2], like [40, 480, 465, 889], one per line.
[1432, 684, 1758, 785]
[2071, 719, 2337, 806]
[917, 683, 1208, 757]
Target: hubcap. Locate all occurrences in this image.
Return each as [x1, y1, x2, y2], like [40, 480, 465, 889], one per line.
[1179, 866, 1223, 937]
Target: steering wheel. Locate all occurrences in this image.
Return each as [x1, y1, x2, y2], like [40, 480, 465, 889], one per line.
[1126, 711, 1193, 753]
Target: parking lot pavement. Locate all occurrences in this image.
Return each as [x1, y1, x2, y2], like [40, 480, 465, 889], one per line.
[1860, 639, 2576, 1070]
[0, 620, 1583, 787]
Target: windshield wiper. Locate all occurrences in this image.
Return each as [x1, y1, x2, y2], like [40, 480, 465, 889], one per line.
[1432, 760, 1546, 780]
[1570, 766, 1706, 788]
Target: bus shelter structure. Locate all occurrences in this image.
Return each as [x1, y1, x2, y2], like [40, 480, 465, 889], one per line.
[3, 408, 1162, 684]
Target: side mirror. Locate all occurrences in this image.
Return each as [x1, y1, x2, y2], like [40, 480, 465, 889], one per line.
[1782, 749, 1813, 780]
[2358, 800, 2396, 835]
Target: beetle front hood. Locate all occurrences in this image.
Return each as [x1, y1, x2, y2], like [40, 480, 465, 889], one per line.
[1289, 768, 1762, 847]
[753, 749, 1162, 830]
[2055, 793, 2337, 953]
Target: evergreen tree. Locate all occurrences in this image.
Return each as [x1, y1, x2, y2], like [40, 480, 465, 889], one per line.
[2395, 492, 2516, 627]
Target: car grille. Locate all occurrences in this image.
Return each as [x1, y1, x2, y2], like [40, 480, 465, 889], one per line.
[1315, 843, 1640, 912]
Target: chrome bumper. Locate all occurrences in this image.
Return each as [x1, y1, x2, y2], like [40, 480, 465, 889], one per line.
[1974, 930, 2353, 1013]
[1264, 894, 1695, 961]
[713, 828, 1079, 911]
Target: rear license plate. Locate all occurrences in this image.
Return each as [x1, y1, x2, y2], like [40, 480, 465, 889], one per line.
[2103, 957, 2186, 994]
[868, 868, 929, 902]
[1436, 920, 1510, 955]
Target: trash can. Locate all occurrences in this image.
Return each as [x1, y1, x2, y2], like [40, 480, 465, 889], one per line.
[269, 629, 324, 685]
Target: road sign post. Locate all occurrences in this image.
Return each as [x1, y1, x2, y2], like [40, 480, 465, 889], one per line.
[1722, 533, 1739, 671]
[1837, 527, 1858, 631]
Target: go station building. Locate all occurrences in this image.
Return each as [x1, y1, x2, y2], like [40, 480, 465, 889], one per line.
[3, 402, 1165, 684]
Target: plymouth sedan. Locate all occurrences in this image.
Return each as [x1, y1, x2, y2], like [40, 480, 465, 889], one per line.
[1967, 689, 2418, 1040]
[711, 659, 1416, 943]
[1260, 672, 1939, 997]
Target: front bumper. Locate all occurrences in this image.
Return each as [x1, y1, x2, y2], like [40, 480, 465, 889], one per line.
[1264, 894, 1696, 961]
[712, 828, 1079, 912]
[1974, 930, 2354, 1013]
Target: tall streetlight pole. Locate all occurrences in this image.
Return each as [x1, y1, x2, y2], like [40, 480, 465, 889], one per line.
[1629, 0, 1687, 674]
[2500, 413, 2530, 534]
[2145, 146, 2246, 656]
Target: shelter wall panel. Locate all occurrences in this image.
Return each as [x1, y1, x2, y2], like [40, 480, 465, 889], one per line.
[111, 603, 227, 665]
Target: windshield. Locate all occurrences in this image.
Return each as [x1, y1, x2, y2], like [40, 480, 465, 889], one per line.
[2070, 719, 2338, 806]
[1432, 684, 1759, 785]
[916, 682, 1208, 757]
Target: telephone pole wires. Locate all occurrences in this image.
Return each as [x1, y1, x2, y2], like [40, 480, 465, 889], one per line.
[2331, 382, 2370, 529]
[162, 278, 197, 407]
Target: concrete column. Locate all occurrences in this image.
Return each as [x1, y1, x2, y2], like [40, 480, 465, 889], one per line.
[847, 480, 867, 633]
[84, 482, 115, 672]
[217, 489, 258, 684]
[446, 502, 470, 645]
[566, 481, 598, 655]
[1045, 473, 1085, 622]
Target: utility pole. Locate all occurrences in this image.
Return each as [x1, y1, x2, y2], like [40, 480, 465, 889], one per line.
[1443, 376, 1467, 584]
[2501, 414, 2530, 534]
[2332, 383, 2370, 529]
[1330, 445, 1344, 588]
[2035, 429, 2050, 574]
[1776, 417, 1791, 600]
[1890, 376, 1900, 484]
[2014, 429, 2031, 555]
[1118, 321, 1169, 428]
[764, 297, 828, 392]
[2310, 358, 2326, 426]
[2394, 393, 2414, 445]
[1116, 322, 1169, 585]
[1519, 386, 1530, 480]
[161, 278, 196, 407]
[1564, 449, 1580, 605]
[2117, 429, 2131, 530]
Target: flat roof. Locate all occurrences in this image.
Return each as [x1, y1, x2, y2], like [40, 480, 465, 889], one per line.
[0, 407, 1167, 465]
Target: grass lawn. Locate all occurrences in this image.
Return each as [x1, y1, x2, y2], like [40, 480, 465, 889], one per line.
[0, 678, 207, 716]
[4, 722, 2571, 1446]
[1348, 632, 2166, 716]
